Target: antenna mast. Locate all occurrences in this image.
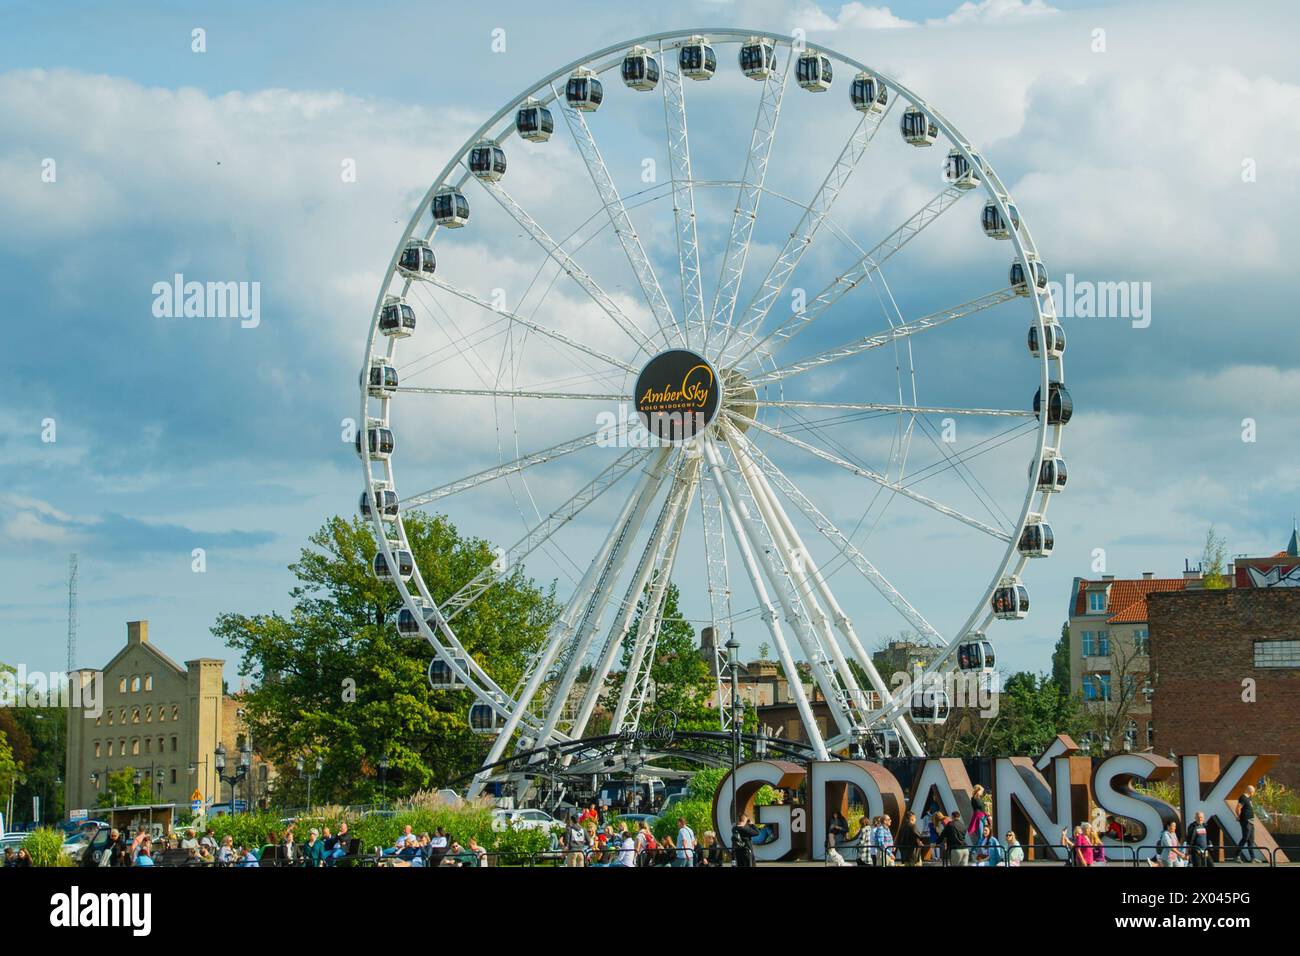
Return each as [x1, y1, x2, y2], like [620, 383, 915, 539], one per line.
[67, 553, 78, 672]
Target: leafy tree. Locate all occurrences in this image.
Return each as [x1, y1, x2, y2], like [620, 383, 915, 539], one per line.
[978, 672, 1083, 756]
[1202, 526, 1231, 589]
[213, 513, 560, 805]
[96, 767, 152, 808]
[1050, 622, 1072, 693]
[601, 580, 716, 732]
[0, 729, 18, 810]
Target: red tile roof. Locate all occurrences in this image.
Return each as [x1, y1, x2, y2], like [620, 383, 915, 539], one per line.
[1073, 577, 1190, 623]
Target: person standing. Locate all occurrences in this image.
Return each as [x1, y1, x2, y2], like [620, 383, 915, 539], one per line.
[941, 813, 968, 866]
[1236, 785, 1258, 863]
[1158, 819, 1187, 868]
[1189, 812, 1212, 868]
[732, 814, 760, 867]
[675, 816, 697, 867]
[564, 816, 587, 867]
[967, 785, 989, 845]
[895, 811, 924, 866]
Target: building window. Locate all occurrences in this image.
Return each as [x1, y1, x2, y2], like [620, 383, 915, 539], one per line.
[107, 741, 114, 757]
[132, 676, 141, 693]
[132, 708, 140, 724]
[170, 769, 177, 784]
[119, 739, 126, 756]
[1097, 631, 1110, 656]
[107, 711, 114, 726]
[158, 707, 166, 723]
[145, 674, 153, 692]
[94, 741, 101, 758]
[158, 738, 165, 752]
[1147, 720, 1155, 747]
[1134, 629, 1150, 655]
[1081, 631, 1094, 656]
[95, 715, 102, 727]
[145, 738, 152, 754]
[171, 736, 178, 753]
[120, 708, 127, 724]
[1088, 591, 1106, 613]
[145, 706, 151, 723]
[1097, 674, 1112, 701]
[1083, 676, 1096, 701]
[131, 738, 140, 756]
[172, 706, 180, 721]
[1254, 640, 1300, 668]
[118, 677, 127, 693]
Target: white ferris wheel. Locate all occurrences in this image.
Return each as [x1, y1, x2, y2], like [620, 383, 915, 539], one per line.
[356, 28, 1071, 796]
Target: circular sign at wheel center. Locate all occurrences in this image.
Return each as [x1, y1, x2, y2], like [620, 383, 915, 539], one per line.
[633, 349, 721, 443]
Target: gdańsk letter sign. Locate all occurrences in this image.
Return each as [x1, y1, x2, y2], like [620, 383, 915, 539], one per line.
[712, 742, 1284, 863]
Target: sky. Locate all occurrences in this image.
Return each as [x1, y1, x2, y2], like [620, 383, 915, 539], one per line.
[2, 0, 1299, 688]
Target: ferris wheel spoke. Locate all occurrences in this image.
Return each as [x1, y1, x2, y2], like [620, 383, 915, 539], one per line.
[421, 275, 639, 373]
[399, 427, 616, 510]
[715, 99, 895, 364]
[738, 183, 968, 367]
[698, 471, 736, 730]
[735, 412, 1012, 542]
[553, 81, 683, 349]
[704, 51, 792, 351]
[750, 287, 1017, 387]
[727, 425, 925, 755]
[439, 448, 650, 622]
[747, 399, 1033, 418]
[660, 47, 706, 351]
[396, 385, 628, 403]
[469, 172, 659, 357]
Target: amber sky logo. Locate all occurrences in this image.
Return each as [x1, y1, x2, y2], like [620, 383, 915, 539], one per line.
[151, 273, 261, 328]
[631, 349, 720, 443]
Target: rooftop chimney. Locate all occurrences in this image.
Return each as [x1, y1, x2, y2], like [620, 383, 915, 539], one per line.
[127, 620, 149, 645]
[1102, 574, 1115, 581]
[1142, 571, 1154, 580]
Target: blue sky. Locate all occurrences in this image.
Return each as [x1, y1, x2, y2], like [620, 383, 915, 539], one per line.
[2, 0, 1299, 684]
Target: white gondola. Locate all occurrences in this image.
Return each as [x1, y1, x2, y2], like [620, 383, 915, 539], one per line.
[850, 70, 887, 113]
[372, 543, 414, 582]
[981, 199, 1020, 239]
[1034, 456, 1068, 493]
[945, 147, 980, 190]
[355, 425, 395, 460]
[1028, 321, 1066, 359]
[1011, 257, 1049, 296]
[956, 636, 996, 672]
[796, 50, 833, 91]
[468, 140, 507, 182]
[469, 702, 504, 735]
[515, 98, 554, 142]
[901, 106, 937, 146]
[621, 46, 660, 90]
[679, 35, 716, 80]
[397, 238, 436, 280]
[359, 486, 399, 520]
[379, 295, 415, 338]
[991, 579, 1030, 620]
[397, 601, 436, 636]
[1018, 521, 1054, 558]
[431, 186, 469, 227]
[878, 728, 902, 758]
[739, 37, 776, 79]
[565, 67, 604, 111]
[365, 359, 398, 398]
[1033, 382, 1073, 425]
[429, 655, 468, 690]
[910, 686, 951, 725]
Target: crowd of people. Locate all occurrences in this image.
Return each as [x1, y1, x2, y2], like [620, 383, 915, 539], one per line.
[560, 806, 723, 867]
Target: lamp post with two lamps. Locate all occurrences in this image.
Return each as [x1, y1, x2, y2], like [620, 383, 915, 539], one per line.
[297, 755, 323, 811]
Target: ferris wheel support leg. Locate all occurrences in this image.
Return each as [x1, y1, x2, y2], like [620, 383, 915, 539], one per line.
[702, 436, 830, 760]
[731, 432, 925, 757]
[612, 461, 699, 731]
[565, 458, 693, 750]
[467, 447, 672, 798]
[533, 451, 686, 747]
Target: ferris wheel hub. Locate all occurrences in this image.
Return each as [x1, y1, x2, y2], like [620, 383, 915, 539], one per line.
[633, 348, 720, 443]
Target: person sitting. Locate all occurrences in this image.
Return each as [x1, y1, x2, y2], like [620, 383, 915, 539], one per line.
[238, 845, 260, 867]
[975, 822, 1003, 866]
[134, 838, 156, 867]
[1005, 831, 1025, 866]
[303, 828, 326, 867]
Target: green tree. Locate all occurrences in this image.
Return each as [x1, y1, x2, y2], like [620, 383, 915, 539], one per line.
[213, 513, 559, 805]
[0, 729, 18, 811]
[96, 767, 152, 808]
[978, 672, 1083, 755]
[602, 580, 716, 732]
[1050, 622, 1071, 692]
[1202, 525, 1231, 589]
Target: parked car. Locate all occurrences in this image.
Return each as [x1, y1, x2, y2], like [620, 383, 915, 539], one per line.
[491, 808, 562, 833]
[613, 812, 660, 829]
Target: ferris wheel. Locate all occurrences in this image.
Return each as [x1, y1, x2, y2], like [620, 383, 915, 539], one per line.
[356, 28, 1071, 795]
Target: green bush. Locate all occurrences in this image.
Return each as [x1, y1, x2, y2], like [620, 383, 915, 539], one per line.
[24, 828, 74, 867]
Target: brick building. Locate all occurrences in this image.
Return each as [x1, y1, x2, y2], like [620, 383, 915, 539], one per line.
[1148, 588, 1300, 788]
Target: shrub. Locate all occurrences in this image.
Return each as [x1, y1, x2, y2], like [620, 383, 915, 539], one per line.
[24, 828, 74, 867]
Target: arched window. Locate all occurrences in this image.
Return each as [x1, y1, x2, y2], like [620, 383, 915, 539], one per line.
[107, 741, 114, 757]
[172, 706, 180, 721]
[131, 676, 141, 693]
[145, 738, 152, 754]
[171, 736, 178, 752]
[118, 677, 127, 693]
[94, 741, 101, 758]
[120, 708, 127, 724]
[145, 706, 152, 723]
[144, 674, 153, 692]
[158, 707, 166, 722]
[106, 712, 114, 726]
[159, 738, 165, 753]
[131, 738, 140, 756]
[132, 708, 140, 724]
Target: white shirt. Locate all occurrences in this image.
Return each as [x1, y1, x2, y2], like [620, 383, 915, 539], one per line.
[617, 836, 636, 867]
[677, 826, 696, 858]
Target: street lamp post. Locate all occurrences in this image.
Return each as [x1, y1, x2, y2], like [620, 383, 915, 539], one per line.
[378, 755, 389, 807]
[726, 633, 741, 862]
[297, 755, 323, 811]
[214, 743, 248, 816]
